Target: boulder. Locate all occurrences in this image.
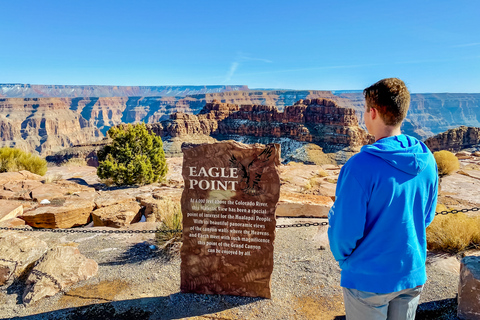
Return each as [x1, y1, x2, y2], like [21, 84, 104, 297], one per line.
[0, 232, 48, 287]
[30, 184, 66, 202]
[19, 199, 95, 229]
[276, 193, 333, 218]
[94, 190, 136, 208]
[0, 200, 23, 222]
[458, 256, 480, 319]
[91, 201, 142, 228]
[22, 246, 98, 304]
[473, 151, 480, 157]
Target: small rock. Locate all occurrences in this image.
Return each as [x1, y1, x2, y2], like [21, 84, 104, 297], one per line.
[40, 199, 51, 205]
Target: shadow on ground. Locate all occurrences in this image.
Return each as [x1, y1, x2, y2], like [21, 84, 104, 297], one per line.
[333, 298, 458, 320]
[98, 241, 175, 266]
[416, 298, 458, 320]
[6, 293, 260, 320]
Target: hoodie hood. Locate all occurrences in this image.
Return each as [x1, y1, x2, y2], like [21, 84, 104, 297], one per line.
[361, 134, 432, 175]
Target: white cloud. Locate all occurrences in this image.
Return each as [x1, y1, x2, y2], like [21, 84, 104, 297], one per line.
[224, 62, 239, 82]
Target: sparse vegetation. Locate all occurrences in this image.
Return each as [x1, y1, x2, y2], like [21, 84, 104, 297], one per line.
[302, 176, 323, 193]
[61, 158, 88, 166]
[156, 204, 183, 250]
[427, 212, 480, 254]
[0, 147, 47, 176]
[434, 150, 460, 176]
[43, 173, 63, 184]
[97, 123, 168, 186]
[316, 170, 329, 178]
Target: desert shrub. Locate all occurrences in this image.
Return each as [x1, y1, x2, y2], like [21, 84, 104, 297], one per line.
[434, 150, 460, 176]
[61, 158, 87, 166]
[316, 170, 329, 178]
[427, 212, 480, 253]
[0, 147, 47, 176]
[43, 173, 63, 184]
[97, 123, 168, 186]
[156, 205, 183, 247]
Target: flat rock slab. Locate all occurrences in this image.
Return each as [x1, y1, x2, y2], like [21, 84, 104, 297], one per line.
[0, 200, 23, 222]
[0, 217, 28, 228]
[20, 199, 95, 229]
[181, 141, 280, 298]
[31, 184, 66, 202]
[23, 246, 98, 305]
[0, 171, 43, 188]
[94, 190, 136, 208]
[277, 192, 333, 218]
[0, 232, 48, 286]
[91, 201, 142, 228]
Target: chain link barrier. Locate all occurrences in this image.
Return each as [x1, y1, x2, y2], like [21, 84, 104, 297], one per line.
[1, 207, 478, 234]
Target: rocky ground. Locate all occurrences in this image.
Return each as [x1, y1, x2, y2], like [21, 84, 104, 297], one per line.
[0, 155, 479, 320]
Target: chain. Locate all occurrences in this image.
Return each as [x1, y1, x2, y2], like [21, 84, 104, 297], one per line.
[1, 208, 478, 234]
[0, 227, 181, 234]
[435, 207, 479, 216]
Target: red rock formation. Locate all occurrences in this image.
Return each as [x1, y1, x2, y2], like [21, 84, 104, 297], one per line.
[424, 126, 480, 152]
[152, 99, 373, 149]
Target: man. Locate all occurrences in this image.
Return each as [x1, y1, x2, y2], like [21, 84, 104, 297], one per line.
[328, 78, 438, 320]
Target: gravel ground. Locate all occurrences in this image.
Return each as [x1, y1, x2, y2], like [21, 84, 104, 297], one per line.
[0, 218, 461, 320]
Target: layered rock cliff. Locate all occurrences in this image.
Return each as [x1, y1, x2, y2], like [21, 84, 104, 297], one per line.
[147, 99, 373, 162]
[0, 98, 102, 155]
[424, 126, 480, 152]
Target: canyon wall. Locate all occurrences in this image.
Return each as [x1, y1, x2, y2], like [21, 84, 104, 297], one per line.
[424, 126, 480, 152]
[1, 88, 479, 157]
[0, 98, 102, 155]
[336, 92, 480, 139]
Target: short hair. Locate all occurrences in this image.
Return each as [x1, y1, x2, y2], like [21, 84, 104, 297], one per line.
[363, 78, 410, 126]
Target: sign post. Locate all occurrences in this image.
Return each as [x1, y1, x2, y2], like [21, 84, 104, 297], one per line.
[180, 141, 280, 298]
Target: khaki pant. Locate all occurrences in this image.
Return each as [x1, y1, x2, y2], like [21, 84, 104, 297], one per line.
[342, 286, 423, 320]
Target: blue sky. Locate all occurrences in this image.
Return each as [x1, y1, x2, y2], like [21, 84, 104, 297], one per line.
[1, 0, 479, 93]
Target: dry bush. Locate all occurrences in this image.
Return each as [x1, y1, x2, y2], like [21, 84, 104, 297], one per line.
[434, 150, 460, 176]
[62, 158, 88, 166]
[427, 212, 480, 254]
[156, 203, 183, 248]
[0, 147, 47, 176]
[316, 170, 329, 178]
[42, 173, 63, 184]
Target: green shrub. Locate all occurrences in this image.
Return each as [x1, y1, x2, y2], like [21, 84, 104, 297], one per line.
[427, 212, 480, 254]
[97, 123, 168, 186]
[0, 147, 47, 176]
[434, 150, 460, 176]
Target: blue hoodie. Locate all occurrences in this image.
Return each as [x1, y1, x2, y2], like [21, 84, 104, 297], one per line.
[328, 134, 438, 293]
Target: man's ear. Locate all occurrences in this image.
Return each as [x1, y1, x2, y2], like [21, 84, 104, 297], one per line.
[370, 107, 377, 120]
